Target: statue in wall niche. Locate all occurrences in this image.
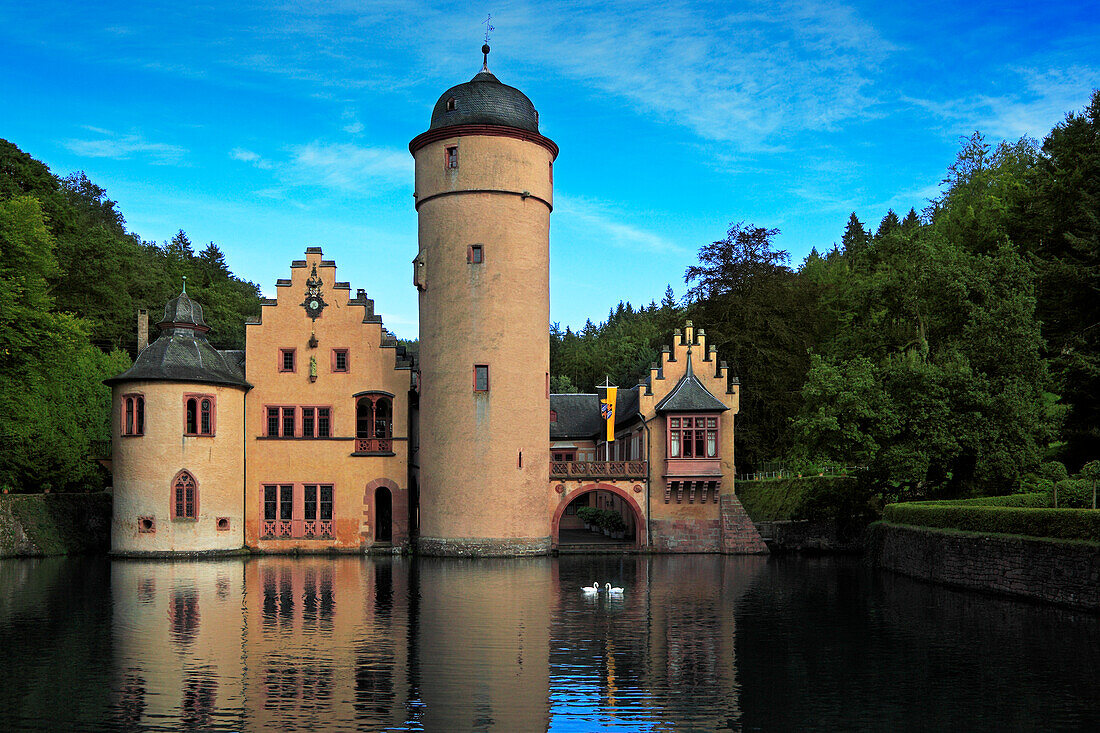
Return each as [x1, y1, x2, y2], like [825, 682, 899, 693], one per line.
[309, 355, 318, 382]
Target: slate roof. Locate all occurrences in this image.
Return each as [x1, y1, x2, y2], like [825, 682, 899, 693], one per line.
[430, 68, 540, 133]
[653, 355, 728, 413]
[550, 386, 643, 439]
[105, 291, 250, 389]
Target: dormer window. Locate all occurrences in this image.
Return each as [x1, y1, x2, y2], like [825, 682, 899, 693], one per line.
[446, 97, 457, 111]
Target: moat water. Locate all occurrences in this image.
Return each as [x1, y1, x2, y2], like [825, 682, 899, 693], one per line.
[0, 554, 1097, 732]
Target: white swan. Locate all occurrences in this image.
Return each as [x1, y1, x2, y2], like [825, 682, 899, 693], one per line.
[605, 583, 624, 595]
[582, 582, 600, 594]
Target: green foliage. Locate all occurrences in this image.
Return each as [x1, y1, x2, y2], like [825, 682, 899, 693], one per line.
[1, 493, 112, 556]
[905, 492, 1050, 508]
[882, 503, 1100, 542]
[576, 506, 625, 532]
[736, 477, 874, 523]
[684, 223, 820, 470]
[0, 139, 260, 492]
[0, 196, 132, 491]
[1052, 479, 1097, 509]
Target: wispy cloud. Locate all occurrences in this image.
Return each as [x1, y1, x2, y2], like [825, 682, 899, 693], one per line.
[286, 142, 411, 190]
[557, 194, 681, 254]
[228, 141, 411, 193]
[905, 65, 1099, 141]
[230, 147, 273, 169]
[65, 131, 187, 164]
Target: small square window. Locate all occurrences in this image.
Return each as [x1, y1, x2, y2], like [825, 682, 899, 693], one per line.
[445, 145, 458, 169]
[279, 348, 296, 372]
[333, 349, 349, 372]
[468, 245, 483, 264]
[473, 364, 489, 392]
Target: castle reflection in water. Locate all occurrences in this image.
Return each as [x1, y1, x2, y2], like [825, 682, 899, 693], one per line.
[109, 556, 761, 731]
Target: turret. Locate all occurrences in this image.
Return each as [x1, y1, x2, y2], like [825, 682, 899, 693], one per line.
[410, 46, 557, 555]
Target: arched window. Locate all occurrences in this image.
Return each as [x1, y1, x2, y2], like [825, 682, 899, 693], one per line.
[122, 394, 145, 436]
[184, 394, 215, 436]
[172, 470, 198, 520]
[355, 394, 393, 453]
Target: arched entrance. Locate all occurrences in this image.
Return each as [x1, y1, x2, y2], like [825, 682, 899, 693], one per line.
[375, 487, 392, 542]
[552, 483, 646, 549]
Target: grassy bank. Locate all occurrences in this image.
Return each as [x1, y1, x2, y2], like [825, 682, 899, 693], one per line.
[0, 493, 111, 557]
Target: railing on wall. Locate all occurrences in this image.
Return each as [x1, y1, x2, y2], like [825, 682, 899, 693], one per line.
[354, 438, 392, 453]
[550, 460, 648, 480]
[261, 519, 333, 539]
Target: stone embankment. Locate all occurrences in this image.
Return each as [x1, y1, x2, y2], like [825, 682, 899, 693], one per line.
[0, 493, 111, 557]
[867, 521, 1100, 612]
[753, 519, 864, 553]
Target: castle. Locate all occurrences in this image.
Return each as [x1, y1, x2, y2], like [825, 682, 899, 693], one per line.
[106, 47, 766, 557]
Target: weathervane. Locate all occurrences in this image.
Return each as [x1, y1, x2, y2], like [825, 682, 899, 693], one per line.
[482, 14, 494, 69]
[483, 14, 494, 44]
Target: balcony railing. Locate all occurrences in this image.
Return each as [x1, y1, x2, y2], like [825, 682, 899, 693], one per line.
[354, 438, 392, 453]
[550, 460, 648, 480]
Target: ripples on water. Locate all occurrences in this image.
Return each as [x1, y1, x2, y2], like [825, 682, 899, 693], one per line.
[0, 554, 1096, 732]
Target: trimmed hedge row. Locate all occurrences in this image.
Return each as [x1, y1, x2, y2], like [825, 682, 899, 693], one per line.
[883, 503, 1100, 542]
[905, 492, 1050, 508]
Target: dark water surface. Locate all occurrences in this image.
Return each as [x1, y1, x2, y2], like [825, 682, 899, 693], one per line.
[0, 554, 1096, 732]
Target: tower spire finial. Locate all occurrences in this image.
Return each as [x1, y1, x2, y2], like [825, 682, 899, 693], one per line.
[482, 13, 494, 70]
[181, 275, 187, 294]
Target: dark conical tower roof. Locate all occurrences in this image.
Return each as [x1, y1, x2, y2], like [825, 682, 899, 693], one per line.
[428, 44, 540, 133]
[105, 286, 249, 389]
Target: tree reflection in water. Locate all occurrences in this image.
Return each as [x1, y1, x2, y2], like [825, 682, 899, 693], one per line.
[0, 554, 1097, 731]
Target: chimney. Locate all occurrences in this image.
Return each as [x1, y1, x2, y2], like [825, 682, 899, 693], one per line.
[137, 309, 149, 352]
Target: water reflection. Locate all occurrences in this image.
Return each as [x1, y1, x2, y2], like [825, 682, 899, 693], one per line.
[0, 554, 1098, 731]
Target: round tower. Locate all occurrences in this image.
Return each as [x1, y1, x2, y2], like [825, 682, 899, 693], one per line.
[410, 46, 557, 555]
[106, 287, 249, 555]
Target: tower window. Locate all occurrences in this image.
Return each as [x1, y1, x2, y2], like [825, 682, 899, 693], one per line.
[549, 160, 553, 183]
[122, 394, 145, 436]
[446, 97, 456, 111]
[467, 245, 483, 264]
[473, 364, 490, 392]
[172, 470, 198, 520]
[445, 145, 458, 169]
[184, 394, 215, 436]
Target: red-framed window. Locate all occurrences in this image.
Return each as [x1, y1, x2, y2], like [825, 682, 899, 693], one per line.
[549, 160, 553, 183]
[667, 414, 719, 459]
[171, 470, 198, 520]
[279, 348, 296, 373]
[184, 394, 215, 436]
[467, 244, 483, 264]
[301, 407, 332, 438]
[473, 364, 489, 392]
[445, 145, 458, 169]
[332, 349, 349, 373]
[552, 451, 576, 462]
[260, 483, 334, 539]
[122, 393, 145, 436]
[356, 396, 391, 439]
[265, 406, 297, 437]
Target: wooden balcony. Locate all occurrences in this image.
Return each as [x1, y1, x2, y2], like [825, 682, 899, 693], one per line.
[550, 460, 648, 480]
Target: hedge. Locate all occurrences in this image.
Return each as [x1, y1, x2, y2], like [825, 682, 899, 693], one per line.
[904, 492, 1050, 508]
[883, 504, 1100, 542]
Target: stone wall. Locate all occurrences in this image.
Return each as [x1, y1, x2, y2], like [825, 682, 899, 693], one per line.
[650, 518, 721, 552]
[867, 522, 1100, 612]
[0, 493, 111, 557]
[720, 495, 769, 554]
[754, 519, 863, 553]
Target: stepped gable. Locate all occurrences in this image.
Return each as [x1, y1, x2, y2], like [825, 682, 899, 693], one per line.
[653, 350, 728, 413]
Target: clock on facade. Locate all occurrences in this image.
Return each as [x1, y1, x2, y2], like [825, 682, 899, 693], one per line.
[301, 264, 327, 319]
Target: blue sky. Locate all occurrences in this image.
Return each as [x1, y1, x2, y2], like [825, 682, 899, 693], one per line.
[2, 1, 1097, 339]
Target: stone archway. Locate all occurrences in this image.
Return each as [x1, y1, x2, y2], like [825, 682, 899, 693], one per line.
[552, 482, 647, 549]
[362, 478, 404, 546]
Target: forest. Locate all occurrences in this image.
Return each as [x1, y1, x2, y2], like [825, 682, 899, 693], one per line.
[552, 90, 1099, 499]
[1, 90, 1097, 497]
[0, 139, 261, 492]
